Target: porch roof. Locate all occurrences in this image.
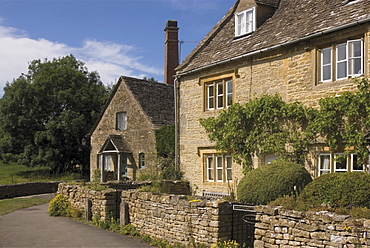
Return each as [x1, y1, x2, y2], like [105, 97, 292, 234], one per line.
[99, 135, 132, 154]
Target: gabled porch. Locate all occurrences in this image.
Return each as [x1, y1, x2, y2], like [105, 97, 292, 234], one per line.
[98, 135, 132, 182]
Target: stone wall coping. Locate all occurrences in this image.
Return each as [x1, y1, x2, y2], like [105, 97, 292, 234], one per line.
[121, 190, 230, 208]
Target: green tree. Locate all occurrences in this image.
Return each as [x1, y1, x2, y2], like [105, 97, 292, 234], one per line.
[0, 55, 109, 174]
[200, 94, 317, 172]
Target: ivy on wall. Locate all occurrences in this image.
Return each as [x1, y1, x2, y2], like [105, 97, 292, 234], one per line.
[155, 124, 175, 158]
[200, 77, 370, 173]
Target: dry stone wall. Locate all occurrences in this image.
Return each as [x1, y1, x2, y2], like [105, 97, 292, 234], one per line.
[121, 191, 233, 246]
[57, 183, 121, 220]
[254, 205, 370, 248]
[0, 181, 60, 199]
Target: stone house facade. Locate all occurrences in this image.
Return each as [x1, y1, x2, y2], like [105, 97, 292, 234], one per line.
[89, 76, 174, 181]
[175, 0, 370, 195]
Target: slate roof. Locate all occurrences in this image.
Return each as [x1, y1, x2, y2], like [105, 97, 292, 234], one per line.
[177, 0, 370, 74]
[122, 76, 175, 127]
[99, 135, 132, 153]
[89, 76, 174, 135]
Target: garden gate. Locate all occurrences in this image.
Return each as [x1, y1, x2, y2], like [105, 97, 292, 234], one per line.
[232, 204, 256, 248]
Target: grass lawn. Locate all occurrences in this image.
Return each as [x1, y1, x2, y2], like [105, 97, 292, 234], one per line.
[0, 161, 87, 185]
[0, 197, 50, 216]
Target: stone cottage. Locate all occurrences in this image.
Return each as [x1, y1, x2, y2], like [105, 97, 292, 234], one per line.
[174, 0, 370, 195]
[89, 20, 179, 182]
[89, 76, 175, 181]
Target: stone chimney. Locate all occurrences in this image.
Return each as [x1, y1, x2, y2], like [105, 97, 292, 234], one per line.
[164, 20, 179, 85]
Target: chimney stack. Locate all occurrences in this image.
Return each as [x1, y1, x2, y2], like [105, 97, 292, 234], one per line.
[164, 20, 179, 85]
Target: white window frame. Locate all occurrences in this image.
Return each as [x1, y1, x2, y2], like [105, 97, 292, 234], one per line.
[336, 43, 348, 80]
[139, 153, 145, 169]
[116, 112, 127, 131]
[216, 155, 223, 182]
[226, 80, 233, 107]
[318, 153, 331, 176]
[235, 7, 256, 37]
[321, 47, 332, 82]
[216, 81, 224, 109]
[348, 39, 363, 77]
[205, 78, 233, 111]
[226, 156, 233, 181]
[207, 84, 214, 110]
[334, 153, 347, 172]
[206, 156, 214, 181]
[205, 154, 233, 182]
[350, 153, 364, 172]
[320, 39, 363, 83]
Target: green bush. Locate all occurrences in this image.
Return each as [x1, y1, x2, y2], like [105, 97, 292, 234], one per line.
[298, 172, 370, 208]
[237, 160, 312, 205]
[48, 194, 73, 217]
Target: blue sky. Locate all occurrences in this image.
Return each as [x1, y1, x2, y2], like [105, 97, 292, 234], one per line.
[0, 0, 235, 97]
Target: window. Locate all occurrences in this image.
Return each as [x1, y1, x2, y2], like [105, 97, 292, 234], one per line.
[321, 47, 332, 82]
[205, 79, 232, 110]
[318, 152, 363, 176]
[216, 82, 224, 109]
[319, 153, 331, 176]
[116, 112, 127, 130]
[319, 39, 363, 82]
[351, 154, 364, 171]
[334, 153, 347, 172]
[216, 156, 223, 181]
[104, 154, 112, 171]
[206, 156, 214, 181]
[235, 7, 255, 37]
[226, 156, 233, 181]
[139, 153, 145, 169]
[205, 154, 233, 182]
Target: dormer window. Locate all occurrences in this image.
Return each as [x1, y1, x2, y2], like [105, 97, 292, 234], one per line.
[235, 7, 256, 37]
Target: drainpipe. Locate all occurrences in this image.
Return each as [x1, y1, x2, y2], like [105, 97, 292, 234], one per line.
[174, 76, 180, 171]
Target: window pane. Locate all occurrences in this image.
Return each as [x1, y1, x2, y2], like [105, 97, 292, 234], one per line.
[207, 85, 214, 109]
[207, 156, 214, 181]
[217, 82, 223, 109]
[319, 154, 330, 175]
[321, 48, 332, 81]
[139, 153, 145, 169]
[322, 48, 331, 64]
[351, 40, 362, 57]
[216, 156, 223, 181]
[348, 40, 363, 76]
[351, 154, 364, 171]
[334, 153, 347, 172]
[116, 112, 127, 130]
[226, 156, 232, 181]
[337, 61, 347, 79]
[336, 43, 347, 79]
[337, 44, 347, 61]
[226, 80, 233, 107]
[322, 65, 332, 81]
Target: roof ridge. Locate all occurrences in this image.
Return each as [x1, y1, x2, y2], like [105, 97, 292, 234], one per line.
[176, 2, 238, 72]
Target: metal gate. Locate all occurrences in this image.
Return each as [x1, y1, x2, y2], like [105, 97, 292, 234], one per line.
[232, 204, 256, 248]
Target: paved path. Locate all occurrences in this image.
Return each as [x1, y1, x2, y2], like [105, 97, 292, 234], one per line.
[0, 195, 151, 248]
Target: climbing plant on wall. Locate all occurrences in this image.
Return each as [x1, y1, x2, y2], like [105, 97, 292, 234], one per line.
[200, 94, 318, 172]
[200, 77, 370, 173]
[313, 77, 370, 166]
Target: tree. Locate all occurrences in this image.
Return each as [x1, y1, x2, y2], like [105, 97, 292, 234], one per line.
[0, 55, 109, 174]
[200, 94, 318, 172]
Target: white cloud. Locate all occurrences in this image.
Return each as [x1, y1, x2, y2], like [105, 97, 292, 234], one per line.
[0, 25, 163, 97]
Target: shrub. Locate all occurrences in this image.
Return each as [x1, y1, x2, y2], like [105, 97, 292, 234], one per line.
[237, 159, 312, 205]
[48, 194, 73, 217]
[298, 171, 370, 209]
